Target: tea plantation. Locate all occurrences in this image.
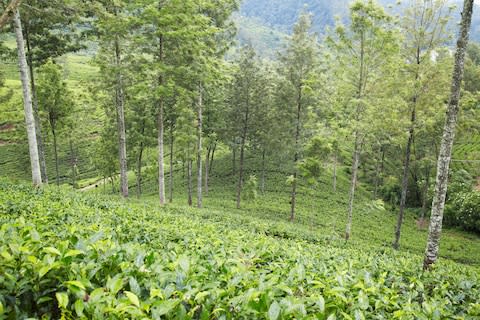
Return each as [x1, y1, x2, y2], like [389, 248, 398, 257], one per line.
[0, 180, 479, 319]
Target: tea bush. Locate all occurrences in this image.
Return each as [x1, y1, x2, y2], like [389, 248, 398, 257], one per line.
[0, 181, 479, 319]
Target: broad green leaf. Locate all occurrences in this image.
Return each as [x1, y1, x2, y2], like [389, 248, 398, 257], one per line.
[125, 291, 140, 307]
[318, 296, 325, 313]
[89, 288, 105, 302]
[44, 247, 61, 256]
[75, 299, 84, 316]
[107, 275, 123, 295]
[150, 288, 163, 299]
[37, 296, 53, 304]
[154, 300, 178, 316]
[56, 292, 69, 309]
[27, 256, 39, 264]
[194, 291, 209, 303]
[1, 251, 12, 261]
[268, 301, 280, 320]
[38, 266, 52, 278]
[178, 256, 190, 273]
[64, 249, 84, 258]
[65, 280, 86, 290]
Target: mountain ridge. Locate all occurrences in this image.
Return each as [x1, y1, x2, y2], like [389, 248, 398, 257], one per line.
[235, 0, 480, 56]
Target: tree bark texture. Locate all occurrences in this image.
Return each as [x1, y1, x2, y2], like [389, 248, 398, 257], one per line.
[25, 27, 48, 183]
[290, 84, 302, 221]
[136, 142, 144, 198]
[393, 108, 415, 249]
[424, 0, 473, 270]
[205, 145, 210, 196]
[114, 38, 128, 198]
[169, 122, 174, 203]
[187, 159, 192, 206]
[236, 94, 250, 209]
[14, 9, 41, 186]
[157, 35, 165, 205]
[345, 133, 360, 240]
[196, 85, 203, 208]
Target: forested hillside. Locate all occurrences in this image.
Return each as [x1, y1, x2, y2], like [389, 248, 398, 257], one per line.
[1, 0, 479, 318]
[237, 0, 480, 55]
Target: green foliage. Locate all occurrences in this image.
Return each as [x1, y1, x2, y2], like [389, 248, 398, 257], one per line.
[242, 175, 258, 201]
[37, 60, 74, 133]
[0, 180, 479, 319]
[444, 170, 479, 233]
[380, 176, 401, 208]
[445, 190, 480, 233]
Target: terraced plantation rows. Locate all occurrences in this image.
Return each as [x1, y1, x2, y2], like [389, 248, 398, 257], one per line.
[1, 180, 479, 319]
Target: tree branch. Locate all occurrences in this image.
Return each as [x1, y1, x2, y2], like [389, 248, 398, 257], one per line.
[0, 0, 22, 30]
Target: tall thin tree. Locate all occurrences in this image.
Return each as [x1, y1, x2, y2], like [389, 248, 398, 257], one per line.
[13, 8, 41, 186]
[423, 0, 474, 270]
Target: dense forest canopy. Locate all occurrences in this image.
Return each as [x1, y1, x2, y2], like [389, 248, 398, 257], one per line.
[0, 0, 479, 319]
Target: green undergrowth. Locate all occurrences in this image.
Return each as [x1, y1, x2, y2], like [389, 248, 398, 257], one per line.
[1, 180, 479, 319]
[115, 150, 480, 266]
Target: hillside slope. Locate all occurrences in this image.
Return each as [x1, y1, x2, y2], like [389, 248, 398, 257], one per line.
[1, 176, 479, 318]
[237, 0, 480, 54]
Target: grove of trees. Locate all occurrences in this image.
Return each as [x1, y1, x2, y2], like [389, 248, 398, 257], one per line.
[1, 0, 478, 272]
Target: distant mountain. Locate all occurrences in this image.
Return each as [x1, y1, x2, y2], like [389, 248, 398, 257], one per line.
[234, 0, 480, 57]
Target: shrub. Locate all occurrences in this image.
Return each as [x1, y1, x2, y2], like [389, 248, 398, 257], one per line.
[445, 190, 480, 233]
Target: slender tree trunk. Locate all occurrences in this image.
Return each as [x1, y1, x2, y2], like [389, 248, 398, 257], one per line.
[424, 0, 473, 270]
[205, 146, 210, 196]
[210, 142, 216, 174]
[158, 105, 165, 204]
[157, 35, 165, 205]
[25, 29, 48, 183]
[232, 146, 236, 175]
[261, 148, 266, 194]
[52, 129, 60, 186]
[110, 177, 115, 193]
[236, 100, 250, 209]
[196, 85, 203, 208]
[393, 109, 415, 249]
[420, 165, 431, 223]
[394, 41, 422, 248]
[14, 9, 41, 186]
[114, 37, 128, 198]
[169, 121, 174, 203]
[345, 133, 360, 240]
[345, 30, 365, 240]
[290, 85, 302, 221]
[333, 149, 337, 193]
[136, 142, 144, 198]
[69, 139, 76, 188]
[69, 139, 77, 189]
[380, 146, 385, 184]
[187, 159, 192, 207]
[236, 141, 246, 209]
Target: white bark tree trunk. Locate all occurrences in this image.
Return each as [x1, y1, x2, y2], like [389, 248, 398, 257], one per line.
[158, 103, 165, 205]
[114, 38, 128, 198]
[345, 133, 360, 240]
[14, 9, 41, 186]
[196, 85, 203, 208]
[423, 0, 474, 270]
[157, 35, 165, 205]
